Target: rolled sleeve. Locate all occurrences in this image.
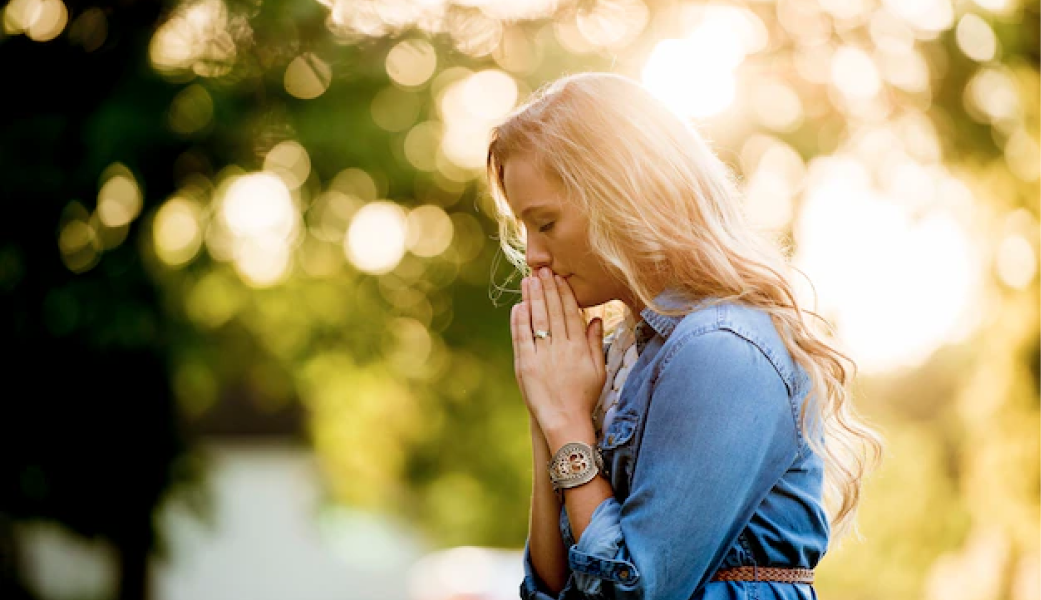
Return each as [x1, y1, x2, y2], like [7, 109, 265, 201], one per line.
[550, 330, 801, 599]
[569, 498, 640, 594]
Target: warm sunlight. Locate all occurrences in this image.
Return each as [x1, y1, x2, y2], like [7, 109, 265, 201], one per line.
[641, 5, 764, 119]
[794, 157, 980, 374]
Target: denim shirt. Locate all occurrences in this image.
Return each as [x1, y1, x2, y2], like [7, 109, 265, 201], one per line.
[521, 291, 830, 600]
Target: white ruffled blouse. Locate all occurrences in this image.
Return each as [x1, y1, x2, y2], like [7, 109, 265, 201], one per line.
[592, 309, 652, 442]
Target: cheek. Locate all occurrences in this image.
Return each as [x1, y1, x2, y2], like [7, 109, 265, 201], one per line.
[567, 278, 603, 309]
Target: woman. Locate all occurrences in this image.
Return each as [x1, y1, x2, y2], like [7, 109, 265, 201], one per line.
[486, 72, 884, 599]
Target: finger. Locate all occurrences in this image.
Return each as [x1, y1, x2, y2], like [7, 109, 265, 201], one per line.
[512, 302, 533, 386]
[517, 299, 536, 356]
[587, 317, 605, 378]
[510, 303, 521, 365]
[555, 275, 583, 342]
[538, 268, 569, 340]
[528, 276, 551, 344]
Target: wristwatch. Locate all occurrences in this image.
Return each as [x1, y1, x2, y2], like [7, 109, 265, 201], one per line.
[548, 441, 604, 492]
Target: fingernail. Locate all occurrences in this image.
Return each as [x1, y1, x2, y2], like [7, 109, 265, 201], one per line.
[540, 267, 551, 278]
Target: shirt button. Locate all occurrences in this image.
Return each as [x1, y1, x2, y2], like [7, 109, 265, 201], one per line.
[608, 435, 615, 445]
[619, 568, 630, 579]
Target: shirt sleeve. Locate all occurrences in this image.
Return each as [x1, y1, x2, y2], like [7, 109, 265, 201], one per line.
[563, 329, 804, 599]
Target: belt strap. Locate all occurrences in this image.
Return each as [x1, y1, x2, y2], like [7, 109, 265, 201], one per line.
[711, 566, 814, 584]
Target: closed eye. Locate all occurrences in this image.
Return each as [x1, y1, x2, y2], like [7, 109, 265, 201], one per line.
[538, 222, 555, 233]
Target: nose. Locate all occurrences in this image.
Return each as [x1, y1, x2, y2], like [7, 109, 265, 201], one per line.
[525, 237, 551, 274]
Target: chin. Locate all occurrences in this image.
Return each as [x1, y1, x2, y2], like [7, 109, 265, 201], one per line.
[564, 277, 584, 305]
[568, 279, 596, 309]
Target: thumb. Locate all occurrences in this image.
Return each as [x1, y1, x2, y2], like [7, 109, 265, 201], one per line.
[587, 318, 605, 370]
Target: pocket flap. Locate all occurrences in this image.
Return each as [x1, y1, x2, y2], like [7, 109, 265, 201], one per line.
[602, 414, 637, 449]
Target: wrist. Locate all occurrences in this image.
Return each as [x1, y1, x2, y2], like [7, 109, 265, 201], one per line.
[543, 418, 597, 455]
[529, 418, 550, 456]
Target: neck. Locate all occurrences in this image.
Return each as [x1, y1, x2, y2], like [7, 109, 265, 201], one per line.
[622, 294, 645, 321]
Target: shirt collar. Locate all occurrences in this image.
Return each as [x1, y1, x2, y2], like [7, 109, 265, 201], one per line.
[637, 286, 708, 340]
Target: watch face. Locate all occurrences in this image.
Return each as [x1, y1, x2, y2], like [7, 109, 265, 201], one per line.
[550, 442, 600, 489]
[564, 449, 592, 474]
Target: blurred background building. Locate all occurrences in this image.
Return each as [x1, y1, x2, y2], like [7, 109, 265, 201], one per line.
[0, 0, 1037, 599]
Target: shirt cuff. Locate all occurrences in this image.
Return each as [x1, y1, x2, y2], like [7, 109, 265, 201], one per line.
[567, 497, 641, 595]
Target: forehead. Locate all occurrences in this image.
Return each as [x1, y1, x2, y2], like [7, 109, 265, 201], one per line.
[501, 155, 565, 218]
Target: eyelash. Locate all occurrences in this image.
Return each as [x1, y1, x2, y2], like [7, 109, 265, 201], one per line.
[538, 222, 555, 233]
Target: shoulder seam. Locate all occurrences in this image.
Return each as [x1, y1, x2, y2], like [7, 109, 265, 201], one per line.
[656, 326, 806, 452]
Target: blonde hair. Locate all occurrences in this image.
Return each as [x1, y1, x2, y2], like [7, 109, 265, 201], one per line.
[485, 72, 883, 543]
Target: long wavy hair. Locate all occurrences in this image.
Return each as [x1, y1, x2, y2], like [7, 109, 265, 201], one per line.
[485, 72, 883, 543]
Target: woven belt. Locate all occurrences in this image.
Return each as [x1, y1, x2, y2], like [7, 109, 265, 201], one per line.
[711, 566, 814, 584]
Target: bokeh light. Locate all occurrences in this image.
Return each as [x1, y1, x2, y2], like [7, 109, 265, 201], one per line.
[153, 196, 205, 267]
[330, 167, 379, 202]
[642, 5, 765, 119]
[96, 164, 143, 229]
[404, 204, 453, 258]
[58, 203, 100, 274]
[148, 0, 235, 78]
[345, 201, 407, 275]
[168, 83, 214, 135]
[750, 79, 805, 133]
[3, 0, 69, 42]
[221, 172, 296, 240]
[956, 13, 999, 62]
[216, 171, 300, 287]
[971, 0, 1019, 15]
[740, 136, 805, 231]
[263, 141, 312, 190]
[965, 67, 1022, 126]
[1004, 128, 1041, 181]
[794, 156, 981, 373]
[438, 69, 518, 170]
[67, 7, 107, 52]
[404, 121, 442, 172]
[575, 0, 649, 50]
[386, 38, 437, 88]
[285, 53, 332, 100]
[881, 0, 954, 33]
[996, 233, 1037, 290]
[383, 317, 434, 379]
[831, 46, 883, 102]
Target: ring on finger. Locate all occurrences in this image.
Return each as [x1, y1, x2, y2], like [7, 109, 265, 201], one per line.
[534, 329, 551, 340]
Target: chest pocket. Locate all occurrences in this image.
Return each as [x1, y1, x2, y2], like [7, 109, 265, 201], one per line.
[599, 412, 639, 500]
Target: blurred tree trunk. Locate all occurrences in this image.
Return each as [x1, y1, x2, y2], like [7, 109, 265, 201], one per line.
[114, 527, 151, 600]
[0, 513, 32, 600]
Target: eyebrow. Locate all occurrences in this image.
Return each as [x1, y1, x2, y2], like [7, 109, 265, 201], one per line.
[519, 204, 555, 220]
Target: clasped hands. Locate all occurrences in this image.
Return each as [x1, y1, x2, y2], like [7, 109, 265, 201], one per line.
[510, 267, 607, 438]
